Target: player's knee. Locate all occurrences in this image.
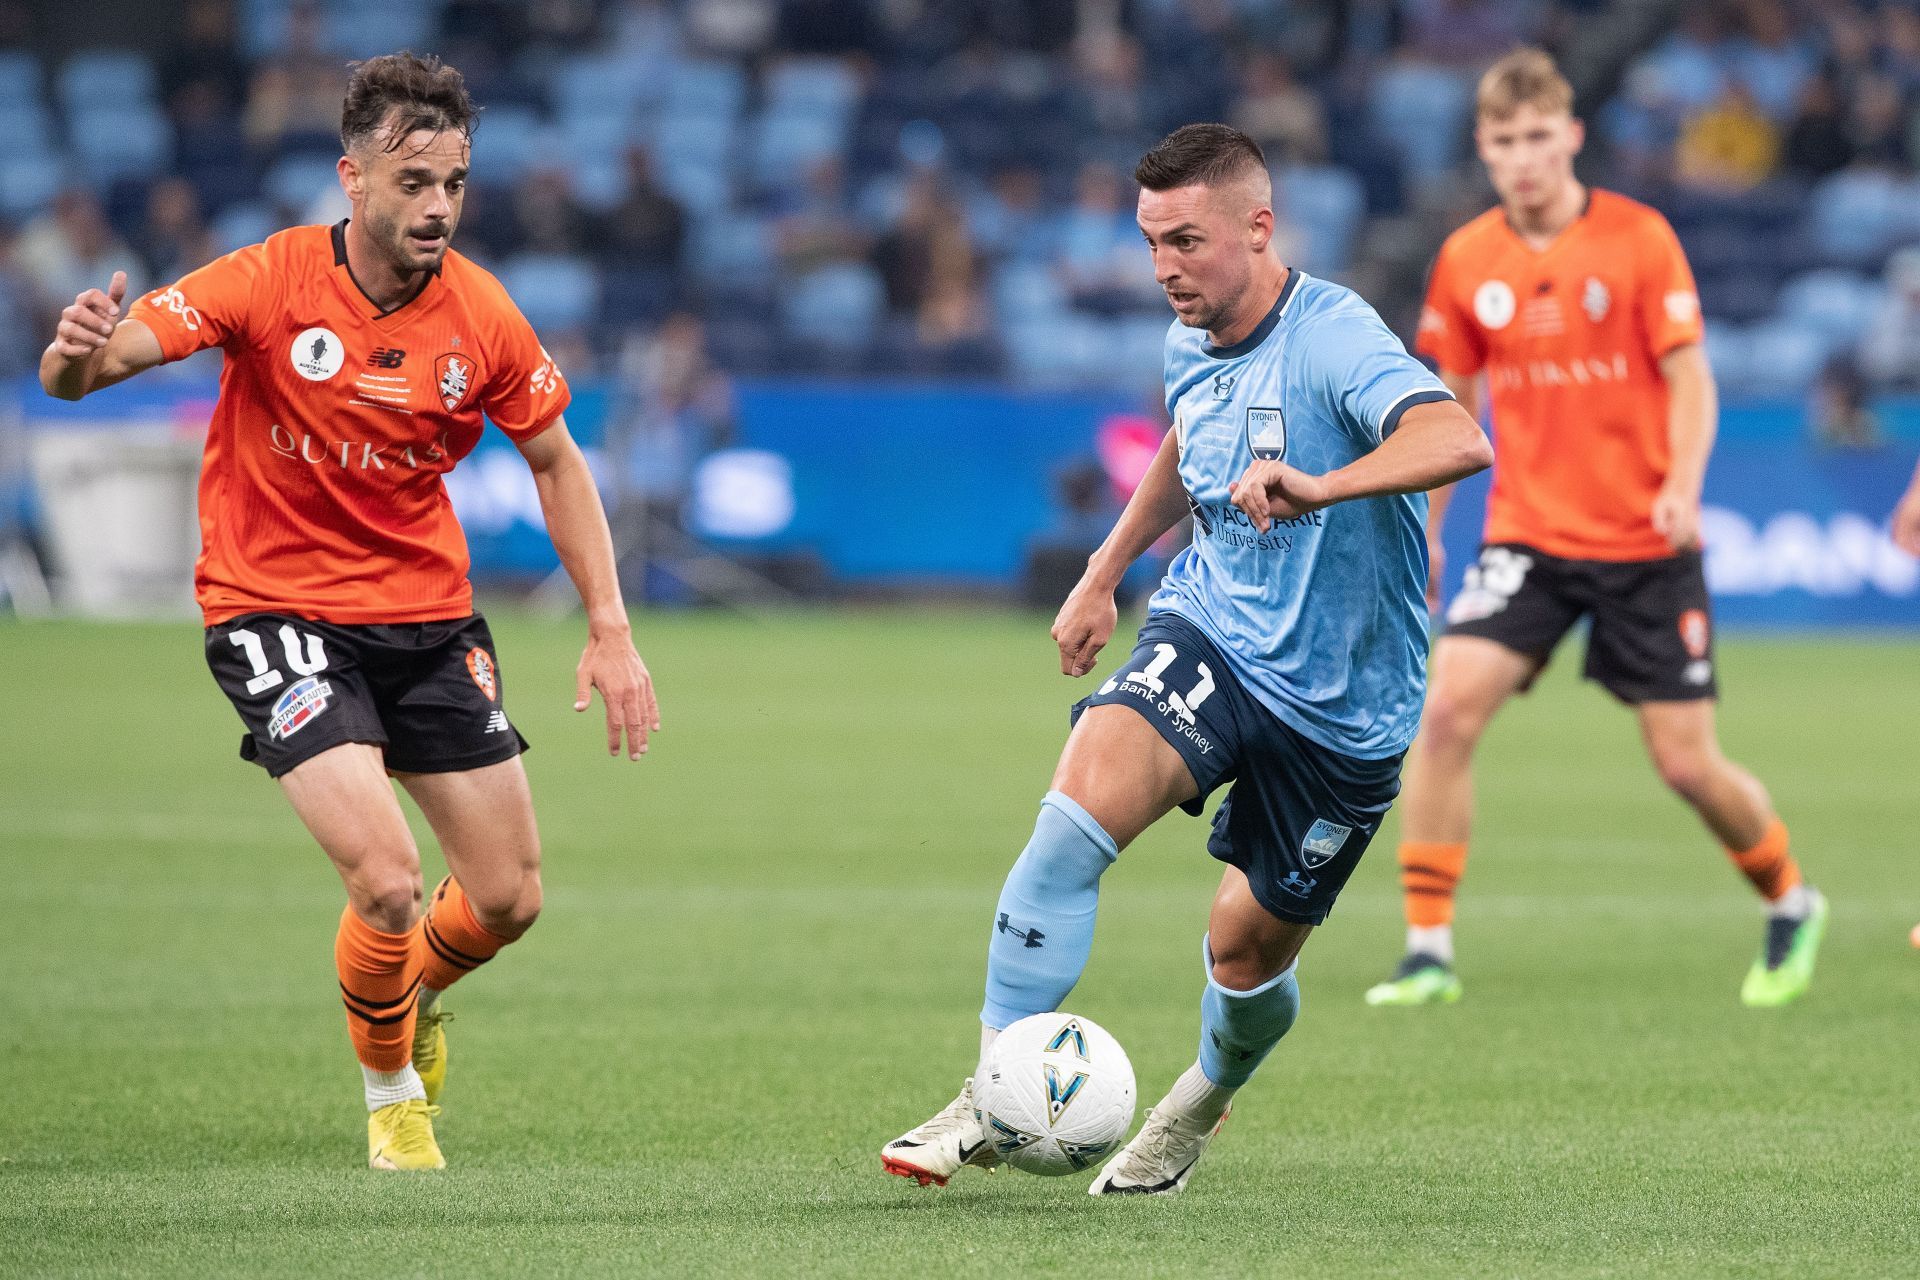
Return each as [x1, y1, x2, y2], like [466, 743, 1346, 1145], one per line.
[352, 870, 422, 933]
[1207, 934, 1296, 991]
[1650, 741, 1716, 802]
[1418, 692, 1491, 759]
[471, 868, 541, 939]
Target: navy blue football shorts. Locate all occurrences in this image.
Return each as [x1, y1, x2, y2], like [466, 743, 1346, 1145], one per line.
[1071, 612, 1404, 925]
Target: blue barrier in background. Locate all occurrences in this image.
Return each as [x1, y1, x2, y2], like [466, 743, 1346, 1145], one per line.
[10, 374, 1918, 626]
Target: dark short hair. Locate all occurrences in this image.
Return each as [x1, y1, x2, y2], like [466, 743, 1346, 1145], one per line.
[340, 52, 475, 154]
[1134, 124, 1266, 191]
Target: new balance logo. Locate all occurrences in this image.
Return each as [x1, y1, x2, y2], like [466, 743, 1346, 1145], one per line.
[997, 913, 1045, 949]
[484, 710, 511, 734]
[366, 347, 407, 368]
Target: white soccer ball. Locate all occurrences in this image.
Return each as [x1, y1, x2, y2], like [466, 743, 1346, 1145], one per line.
[975, 1012, 1136, 1176]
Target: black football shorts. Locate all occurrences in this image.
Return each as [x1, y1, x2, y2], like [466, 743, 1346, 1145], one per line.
[1443, 543, 1718, 703]
[203, 611, 528, 777]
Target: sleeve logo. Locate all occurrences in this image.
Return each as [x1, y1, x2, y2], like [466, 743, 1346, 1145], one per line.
[529, 346, 563, 395]
[1664, 290, 1700, 325]
[150, 286, 203, 332]
[435, 352, 475, 412]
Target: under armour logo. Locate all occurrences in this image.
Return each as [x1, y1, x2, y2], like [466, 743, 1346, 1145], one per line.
[996, 913, 1045, 949]
[1210, 1031, 1255, 1061]
[1212, 373, 1234, 399]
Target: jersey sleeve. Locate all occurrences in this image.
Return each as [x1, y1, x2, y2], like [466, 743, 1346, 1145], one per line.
[126, 245, 268, 360]
[1635, 211, 1705, 357]
[1308, 301, 1455, 447]
[1413, 240, 1486, 377]
[480, 301, 571, 441]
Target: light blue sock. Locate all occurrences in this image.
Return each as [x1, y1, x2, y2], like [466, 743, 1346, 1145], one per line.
[980, 791, 1118, 1029]
[1197, 935, 1301, 1089]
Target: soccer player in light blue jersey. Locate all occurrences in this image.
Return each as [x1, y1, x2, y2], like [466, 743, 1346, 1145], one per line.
[881, 125, 1492, 1195]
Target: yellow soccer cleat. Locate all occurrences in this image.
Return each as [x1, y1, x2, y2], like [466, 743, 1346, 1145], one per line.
[412, 1006, 451, 1106]
[367, 1099, 445, 1171]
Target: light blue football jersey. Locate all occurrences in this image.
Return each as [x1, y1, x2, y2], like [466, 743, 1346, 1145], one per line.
[1147, 269, 1454, 759]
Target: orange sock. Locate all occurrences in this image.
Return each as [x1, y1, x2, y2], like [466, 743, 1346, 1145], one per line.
[335, 906, 423, 1072]
[1400, 841, 1469, 927]
[421, 875, 513, 994]
[1728, 819, 1801, 902]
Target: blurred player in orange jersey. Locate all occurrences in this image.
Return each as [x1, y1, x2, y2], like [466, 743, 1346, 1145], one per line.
[38, 54, 661, 1168]
[1893, 458, 1920, 557]
[1363, 48, 1827, 1010]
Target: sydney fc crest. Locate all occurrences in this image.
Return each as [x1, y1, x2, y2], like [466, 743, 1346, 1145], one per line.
[1246, 406, 1285, 460]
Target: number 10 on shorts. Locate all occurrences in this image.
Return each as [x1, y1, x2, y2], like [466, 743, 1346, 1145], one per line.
[1100, 643, 1215, 724]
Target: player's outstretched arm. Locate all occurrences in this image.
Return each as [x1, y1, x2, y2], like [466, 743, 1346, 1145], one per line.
[1053, 425, 1190, 677]
[1892, 456, 1920, 558]
[515, 420, 661, 760]
[39, 272, 165, 400]
[1230, 399, 1491, 534]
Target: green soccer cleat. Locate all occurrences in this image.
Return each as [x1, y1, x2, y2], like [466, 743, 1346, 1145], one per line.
[1741, 889, 1828, 1008]
[412, 1005, 451, 1106]
[1363, 952, 1463, 1007]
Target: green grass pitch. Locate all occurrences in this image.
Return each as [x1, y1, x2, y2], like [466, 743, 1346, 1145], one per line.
[2, 609, 1916, 1278]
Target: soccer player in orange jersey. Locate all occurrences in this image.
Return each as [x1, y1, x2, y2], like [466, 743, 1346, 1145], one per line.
[1363, 49, 1827, 1010]
[39, 54, 660, 1168]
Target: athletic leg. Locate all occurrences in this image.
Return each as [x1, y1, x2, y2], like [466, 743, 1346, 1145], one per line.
[277, 742, 443, 1169]
[883, 705, 1198, 1186]
[1365, 636, 1534, 1004]
[1637, 700, 1826, 1006]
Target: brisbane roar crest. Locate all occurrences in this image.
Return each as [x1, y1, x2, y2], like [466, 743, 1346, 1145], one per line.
[434, 352, 476, 413]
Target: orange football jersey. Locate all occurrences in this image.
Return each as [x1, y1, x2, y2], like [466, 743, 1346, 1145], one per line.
[1417, 188, 1704, 561]
[127, 221, 569, 625]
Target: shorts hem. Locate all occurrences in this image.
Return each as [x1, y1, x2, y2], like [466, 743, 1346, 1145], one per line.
[251, 734, 389, 779]
[382, 731, 530, 776]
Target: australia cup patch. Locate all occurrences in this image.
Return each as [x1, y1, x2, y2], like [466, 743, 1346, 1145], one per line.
[435, 352, 475, 412]
[1300, 817, 1354, 868]
[290, 328, 345, 381]
[268, 675, 333, 740]
[1246, 407, 1286, 460]
[466, 648, 498, 701]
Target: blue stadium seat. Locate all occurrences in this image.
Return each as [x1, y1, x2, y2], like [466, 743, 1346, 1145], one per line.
[748, 112, 847, 192]
[1004, 314, 1109, 386]
[0, 50, 41, 107]
[991, 265, 1070, 323]
[557, 105, 642, 165]
[551, 52, 664, 120]
[652, 117, 736, 213]
[212, 201, 277, 254]
[496, 253, 601, 334]
[1741, 318, 1829, 395]
[665, 60, 748, 125]
[1809, 170, 1904, 266]
[1278, 165, 1365, 275]
[263, 154, 344, 213]
[68, 106, 171, 182]
[469, 106, 548, 184]
[1775, 270, 1886, 352]
[1368, 63, 1472, 183]
[782, 261, 884, 353]
[764, 58, 862, 123]
[689, 213, 775, 288]
[0, 154, 63, 218]
[1701, 324, 1753, 389]
[57, 50, 159, 111]
[326, 0, 440, 60]
[0, 103, 53, 160]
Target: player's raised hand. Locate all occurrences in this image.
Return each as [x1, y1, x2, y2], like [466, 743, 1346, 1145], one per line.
[1051, 579, 1118, 677]
[1651, 481, 1702, 551]
[574, 631, 661, 760]
[1229, 460, 1332, 532]
[50, 271, 127, 360]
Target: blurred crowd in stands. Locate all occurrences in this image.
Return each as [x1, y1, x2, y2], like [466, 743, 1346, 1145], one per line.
[1, 0, 1919, 442]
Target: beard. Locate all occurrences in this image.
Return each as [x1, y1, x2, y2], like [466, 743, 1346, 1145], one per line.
[367, 203, 453, 275]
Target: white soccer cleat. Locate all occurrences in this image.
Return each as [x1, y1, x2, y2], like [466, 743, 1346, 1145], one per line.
[1087, 1102, 1229, 1196]
[880, 1077, 1002, 1187]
